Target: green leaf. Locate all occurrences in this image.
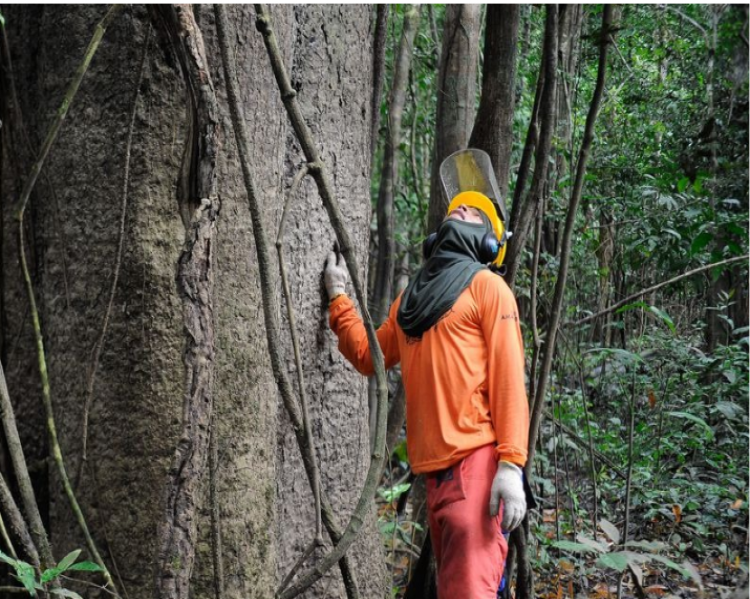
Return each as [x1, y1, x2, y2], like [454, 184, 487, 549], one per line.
[597, 551, 631, 572]
[380, 521, 396, 535]
[648, 554, 690, 578]
[624, 539, 666, 552]
[690, 231, 713, 256]
[57, 550, 82, 573]
[378, 482, 411, 503]
[0, 11, 5, 28]
[576, 534, 609, 553]
[714, 401, 742, 419]
[66, 561, 103, 572]
[677, 177, 690, 193]
[648, 306, 676, 333]
[15, 561, 37, 595]
[668, 411, 714, 439]
[551, 540, 604, 554]
[41, 566, 64, 584]
[615, 301, 648, 314]
[0, 548, 19, 567]
[392, 440, 409, 465]
[586, 346, 644, 365]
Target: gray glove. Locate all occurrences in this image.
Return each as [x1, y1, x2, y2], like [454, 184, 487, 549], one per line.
[489, 461, 526, 531]
[324, 252, 348, 300]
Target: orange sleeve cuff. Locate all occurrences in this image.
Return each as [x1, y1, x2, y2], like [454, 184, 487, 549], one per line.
[494, 446, 527, 468]
[328, 293, 351, 323]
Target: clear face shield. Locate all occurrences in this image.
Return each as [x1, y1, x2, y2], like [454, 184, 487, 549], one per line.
[439, 149, 508, 224]
[439, 149, 511, 267]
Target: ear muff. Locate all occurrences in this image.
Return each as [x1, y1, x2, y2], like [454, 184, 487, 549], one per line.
[480, 231, 500, 264]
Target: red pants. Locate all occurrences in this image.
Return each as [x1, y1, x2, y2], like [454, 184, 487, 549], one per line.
[426, 445, 508, 599]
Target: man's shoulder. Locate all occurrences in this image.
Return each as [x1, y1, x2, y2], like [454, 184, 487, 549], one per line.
[470, 268, 514, 299]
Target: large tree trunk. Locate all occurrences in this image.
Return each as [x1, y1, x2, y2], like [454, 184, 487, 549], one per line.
[0, 5, 385, 599]
[426, 4, 482, 233]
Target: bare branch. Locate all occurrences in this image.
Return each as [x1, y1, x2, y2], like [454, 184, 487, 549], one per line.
[571, 255, 749, 326]
[0, 361, 47, 567]
[274, 164, 324, 543]
[661, 4, 708, 41]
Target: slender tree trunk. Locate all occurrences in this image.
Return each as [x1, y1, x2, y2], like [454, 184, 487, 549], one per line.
[528, 2, 614, 473]
[514, 9, 616, 599]
[372, 6, 420, 325]
[426, 4, 482, 232]
[469, 5, 520, 202]
[506, 6, 559, 287]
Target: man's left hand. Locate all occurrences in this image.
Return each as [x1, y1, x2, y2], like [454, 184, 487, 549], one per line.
[489, 461, 526, 531]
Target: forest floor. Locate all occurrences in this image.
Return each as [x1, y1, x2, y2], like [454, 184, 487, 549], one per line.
[529, 510, 747, 599]
[377, 479, 749, 599]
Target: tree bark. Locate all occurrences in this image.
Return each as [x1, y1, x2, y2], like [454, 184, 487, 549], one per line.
[370, 5, 389, 166]
[426, 4, 482, 233]
[469, 5, 520, 202]
[150, 6, 220, 598]
[0, 5, 385, 598]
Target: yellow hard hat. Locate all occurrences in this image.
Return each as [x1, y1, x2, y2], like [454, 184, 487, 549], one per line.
[447, 191, 508, 267]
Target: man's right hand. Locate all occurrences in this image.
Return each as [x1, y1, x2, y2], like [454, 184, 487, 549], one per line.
[324, 252, 348, 300]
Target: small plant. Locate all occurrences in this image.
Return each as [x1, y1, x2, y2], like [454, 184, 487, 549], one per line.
[0, 549, 103, 598]
[551, 524, 704, 591]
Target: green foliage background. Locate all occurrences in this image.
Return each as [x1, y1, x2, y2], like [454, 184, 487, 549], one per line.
[373, 5, 748, 595]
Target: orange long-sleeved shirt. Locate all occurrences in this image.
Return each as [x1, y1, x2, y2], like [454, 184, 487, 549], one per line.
[329, 269, 529, 474]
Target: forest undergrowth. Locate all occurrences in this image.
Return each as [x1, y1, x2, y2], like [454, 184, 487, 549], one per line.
[376, 322, 748, 598]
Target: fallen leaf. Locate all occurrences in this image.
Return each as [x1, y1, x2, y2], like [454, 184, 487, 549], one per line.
[599, 518, 621, 544]
[644, 585, 668, 596]
[731, 498, 743, 509]
[649, 389, 656, 408]
[629, 562, 644, 587]
[681, 560, 704, 590]
[593, 582, 609, 597]
[559, 559, 575, 572]
[544, 509, 558, 523]
[672, 504, 682, 523]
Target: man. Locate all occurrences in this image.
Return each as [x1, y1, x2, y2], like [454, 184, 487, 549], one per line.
[324, 152, 529, 598]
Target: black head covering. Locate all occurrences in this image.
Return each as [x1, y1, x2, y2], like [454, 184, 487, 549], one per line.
[397, 213, 493, 338]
